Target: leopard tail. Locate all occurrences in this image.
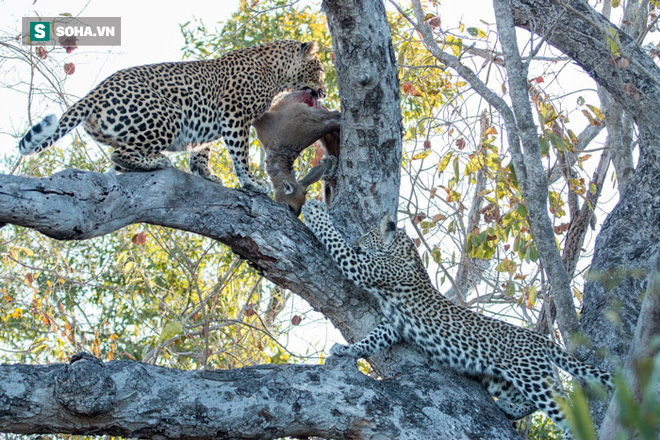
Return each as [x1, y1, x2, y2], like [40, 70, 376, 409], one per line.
[548, 342, 613, 388]
[19, 97, 93, 155]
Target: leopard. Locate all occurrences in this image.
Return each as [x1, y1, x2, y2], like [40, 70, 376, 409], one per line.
[301, 199, 612, 438]
[252, 88, 340, 215]
[18, 40, 326, 193]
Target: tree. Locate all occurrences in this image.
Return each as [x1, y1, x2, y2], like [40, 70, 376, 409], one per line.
[1, 0, 659, 438]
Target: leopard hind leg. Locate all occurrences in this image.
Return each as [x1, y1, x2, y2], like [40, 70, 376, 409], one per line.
[500, 363, 574, 438]
[483, 375, 538, 419]
[111, 147, 172, 173]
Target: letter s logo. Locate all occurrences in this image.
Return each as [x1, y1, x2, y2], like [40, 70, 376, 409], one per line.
[34, 23, 46, 39]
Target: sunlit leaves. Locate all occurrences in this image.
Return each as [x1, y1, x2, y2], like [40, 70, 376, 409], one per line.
[158, 321, 184, 344]
[437, 151, 454, 173]
[444, 35, 463, 57]
[496, 258, 518, 276]
[549, 191, 566, 218]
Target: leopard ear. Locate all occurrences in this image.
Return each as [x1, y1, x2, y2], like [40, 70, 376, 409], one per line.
[379, 214, 397, 245]
[300, 41, 319, 60]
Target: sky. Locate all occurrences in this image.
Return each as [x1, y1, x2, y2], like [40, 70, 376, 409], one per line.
[0, 0, 241, 155]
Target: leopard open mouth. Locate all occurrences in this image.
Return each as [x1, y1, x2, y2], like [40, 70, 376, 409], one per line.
[298, 87, 323, 108]
[302, 86, 326, 102]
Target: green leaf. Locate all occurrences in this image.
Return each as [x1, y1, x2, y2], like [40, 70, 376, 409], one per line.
[495, 258, 517, 276]
[467, 27, 487, 38]
[563, 386, 597, 440]
[158, 321, 183, 343]
[548, 132, 566, 152]
[529, 245, 539, 263]
[539, 136, 550, 156]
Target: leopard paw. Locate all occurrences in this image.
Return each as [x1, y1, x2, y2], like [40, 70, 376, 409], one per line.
[329, 343, 357, 358]
[202, 174, 225, 185]
[241, 178, 271, 194]
[301, 198, 327, 217]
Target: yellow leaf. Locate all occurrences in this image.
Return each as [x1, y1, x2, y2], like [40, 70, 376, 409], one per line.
[605, 27, 621, 57]
[411, 149, 432, 161]
[586, 104, 604, 120]
[484, 126, 498, 136]
[437, 151, 454, 172]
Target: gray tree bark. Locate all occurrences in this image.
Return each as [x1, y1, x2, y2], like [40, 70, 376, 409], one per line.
[323, 0, 403, 241]
[0, 352, 519, 440]
[0, 169, 520, 439]
[599, 251, 660, 439]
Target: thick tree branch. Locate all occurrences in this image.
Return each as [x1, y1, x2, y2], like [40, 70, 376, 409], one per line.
[0, 352, 521, 440]
[493, 0, 579, 338]
[511, 0, 660, 150]
[0, 168, 377, 346]
[599, 251, 660, 439]
[406, 0, 579, 341]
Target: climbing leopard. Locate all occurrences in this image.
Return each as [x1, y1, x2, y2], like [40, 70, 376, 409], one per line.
[301, 199, 612, 437]
[18, 40, 326, 193]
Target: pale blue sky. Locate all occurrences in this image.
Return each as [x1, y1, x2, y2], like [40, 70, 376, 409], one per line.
[0, 0, 241, 156]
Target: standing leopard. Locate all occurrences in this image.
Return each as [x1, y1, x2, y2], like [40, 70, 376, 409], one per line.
[18, 40, 326, 193]
[302, 199, 612, 438]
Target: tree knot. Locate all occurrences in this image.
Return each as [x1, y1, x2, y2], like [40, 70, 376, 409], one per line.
[54, 352, 117, 416]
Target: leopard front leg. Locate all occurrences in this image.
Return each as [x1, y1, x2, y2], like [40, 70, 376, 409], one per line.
[302, 199, 372, 286]
[221, 119, 270, 193]
[331, 321, 401, 358]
